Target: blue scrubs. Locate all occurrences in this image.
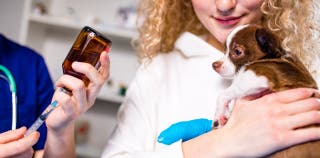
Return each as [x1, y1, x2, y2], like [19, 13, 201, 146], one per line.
[0, 34, 54, 150]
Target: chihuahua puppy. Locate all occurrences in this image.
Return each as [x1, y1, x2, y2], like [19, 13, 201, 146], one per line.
[212, 24, 319, 158]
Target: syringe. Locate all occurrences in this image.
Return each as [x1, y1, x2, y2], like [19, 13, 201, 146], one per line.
[24, 100, 58, 137]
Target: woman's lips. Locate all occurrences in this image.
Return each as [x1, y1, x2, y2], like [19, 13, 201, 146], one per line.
[213, 16, 242, 26]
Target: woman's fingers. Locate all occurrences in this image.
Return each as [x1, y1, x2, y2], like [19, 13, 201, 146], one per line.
[216, 87, 320, 158]
[0, 132, 39, 157]
[48, 75, 85, 130]
[284, 98, 320, 115]
[53, 86, 77, 118]
[265, 88, 320, 104]
[55, 74, 87, 110]
[13, 148, 34, 158]
[61, 75, 87, 112]
[98, 51, 110, 81]
[259, 90, 320, 130]
[289, 127, 320, 146]
[0, 127, 25, 144]
[70, 62, 99, 107]
[71, 51, 109, 86]
[70, 51, 110, 104]
[283, 111, 320, 130]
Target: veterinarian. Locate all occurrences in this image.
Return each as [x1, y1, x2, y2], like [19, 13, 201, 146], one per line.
[0, 33, 110, 157]
[0, 33, 53, 157]
[100, 0, 320, 157]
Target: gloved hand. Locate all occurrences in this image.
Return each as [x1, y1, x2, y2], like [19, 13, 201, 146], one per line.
[157, 118, 213, 145]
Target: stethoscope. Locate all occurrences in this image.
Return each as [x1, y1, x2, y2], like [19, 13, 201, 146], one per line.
[0, 65, 17, 130]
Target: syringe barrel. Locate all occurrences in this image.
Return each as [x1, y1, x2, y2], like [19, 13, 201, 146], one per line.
[24, 117, 44, 137]
[24, 100, 58, 137]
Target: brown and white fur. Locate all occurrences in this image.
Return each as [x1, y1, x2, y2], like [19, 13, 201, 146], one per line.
[212, 24, 320, 158]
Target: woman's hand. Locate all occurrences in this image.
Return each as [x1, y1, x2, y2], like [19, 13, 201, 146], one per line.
[182, 88, 320, 158]
[46, 51, 110, 132]
[0, 127, 39, 158]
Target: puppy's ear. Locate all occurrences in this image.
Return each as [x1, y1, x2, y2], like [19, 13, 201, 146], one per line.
[255, 28, 284, 58]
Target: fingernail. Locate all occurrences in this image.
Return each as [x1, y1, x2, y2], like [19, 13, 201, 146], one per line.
[312, 91, 320, 98]
[213, 120, 219, 129]
[15, 127, 26, 134]
[72, 62, 80, 67]
[19, 126, 26, 131]
[105, 46, 111, 53]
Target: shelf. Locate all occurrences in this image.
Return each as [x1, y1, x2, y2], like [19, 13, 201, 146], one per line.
[28, 14, 138, 40]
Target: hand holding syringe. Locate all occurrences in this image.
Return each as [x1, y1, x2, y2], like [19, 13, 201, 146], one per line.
[24, 26, 111, 137]
[24, 100, 58, 137]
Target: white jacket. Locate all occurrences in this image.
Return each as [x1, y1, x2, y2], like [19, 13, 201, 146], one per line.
[101, 32, 227, 158]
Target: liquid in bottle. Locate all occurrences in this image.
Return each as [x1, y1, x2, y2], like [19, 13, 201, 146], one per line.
[62, 26, 112, 86]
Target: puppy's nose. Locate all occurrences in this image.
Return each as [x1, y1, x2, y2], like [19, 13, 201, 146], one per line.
[212, 61, 222, 72]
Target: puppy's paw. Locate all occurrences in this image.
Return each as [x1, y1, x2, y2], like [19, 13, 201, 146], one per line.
[213, 115, 228, 129]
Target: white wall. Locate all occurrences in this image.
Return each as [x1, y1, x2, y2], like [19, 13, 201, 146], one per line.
[0, 0, 29, 42]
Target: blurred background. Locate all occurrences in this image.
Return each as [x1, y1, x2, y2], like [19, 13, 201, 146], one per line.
[0, 0, 139, 157]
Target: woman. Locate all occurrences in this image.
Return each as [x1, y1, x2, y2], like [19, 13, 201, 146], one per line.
[102, 0, 320, 157]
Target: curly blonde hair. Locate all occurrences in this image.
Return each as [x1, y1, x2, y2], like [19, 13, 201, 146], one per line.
[261, 0, 320, 75]
[136, 0, 319, 74]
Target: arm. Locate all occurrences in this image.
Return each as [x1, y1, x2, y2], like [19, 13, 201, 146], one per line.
[158, 88, 320, 158]
[182, 88, 320, 158]
[43, 51, 110, 158]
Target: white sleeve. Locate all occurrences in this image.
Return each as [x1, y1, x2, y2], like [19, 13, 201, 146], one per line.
[101, 66, 184, 158]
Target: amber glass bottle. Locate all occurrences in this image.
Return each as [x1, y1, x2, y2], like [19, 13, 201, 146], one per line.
[62, 26, 112, 86]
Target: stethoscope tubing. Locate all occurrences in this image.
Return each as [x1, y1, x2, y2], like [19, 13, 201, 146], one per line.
[0, 65, 17, 130]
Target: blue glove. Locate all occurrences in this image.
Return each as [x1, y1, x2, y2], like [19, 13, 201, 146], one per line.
[157, 118, 213, 145]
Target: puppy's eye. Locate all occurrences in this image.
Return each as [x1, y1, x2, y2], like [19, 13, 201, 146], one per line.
[231, 48, 244, 58]
[234, 49, 242, 56]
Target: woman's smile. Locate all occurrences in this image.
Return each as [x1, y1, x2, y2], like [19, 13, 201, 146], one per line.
[212, 15, 244, 27]
[192, 0, 264, 44]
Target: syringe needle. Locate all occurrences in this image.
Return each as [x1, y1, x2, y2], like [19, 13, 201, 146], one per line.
[24, 100, 58, 137]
